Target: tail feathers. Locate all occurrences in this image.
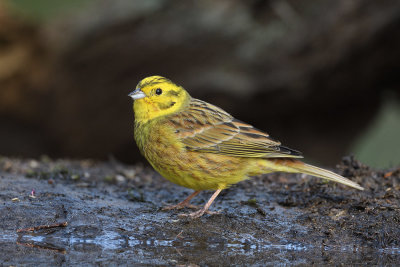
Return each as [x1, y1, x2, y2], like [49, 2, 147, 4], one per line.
[290, 161, 364, 191]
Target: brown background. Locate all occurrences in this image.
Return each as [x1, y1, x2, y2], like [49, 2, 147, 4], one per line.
[1, 0, 399, 166]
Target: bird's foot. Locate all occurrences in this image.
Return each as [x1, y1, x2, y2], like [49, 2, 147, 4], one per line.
[162, 191, 201, 211]
[178, 208, 220, 218]
[162, 203, 200, 210]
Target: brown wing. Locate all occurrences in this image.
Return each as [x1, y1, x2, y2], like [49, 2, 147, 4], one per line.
[168, 98, 303, 159]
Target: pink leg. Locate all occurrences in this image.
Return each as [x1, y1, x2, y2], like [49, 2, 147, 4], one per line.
[162, 191, 201, 210]
[179, 189, 222, 218]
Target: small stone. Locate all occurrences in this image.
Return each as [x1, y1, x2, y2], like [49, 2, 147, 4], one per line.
[115, 175, 126, 183]
[29, 160, 39, 168]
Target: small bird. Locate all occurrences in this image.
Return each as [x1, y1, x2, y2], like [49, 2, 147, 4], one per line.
[129, 76, 363, 218]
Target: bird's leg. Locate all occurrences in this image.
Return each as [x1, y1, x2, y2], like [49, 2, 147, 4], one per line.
[179, 189, 222, 218]
[162, 191, 201, 210]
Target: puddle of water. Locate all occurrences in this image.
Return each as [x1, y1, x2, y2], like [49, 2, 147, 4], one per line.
[2, 230, 399, 263]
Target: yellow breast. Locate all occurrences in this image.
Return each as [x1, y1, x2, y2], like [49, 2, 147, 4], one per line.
[134, 118, 259, 190]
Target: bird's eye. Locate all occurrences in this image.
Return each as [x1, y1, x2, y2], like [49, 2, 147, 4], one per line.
[155, 88, 162, 95]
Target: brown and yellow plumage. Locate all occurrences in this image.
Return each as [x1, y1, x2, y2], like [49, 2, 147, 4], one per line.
[129, 76, 363, 218]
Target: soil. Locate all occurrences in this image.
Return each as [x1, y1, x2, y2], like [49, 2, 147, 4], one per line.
[0, 155, 399, 266]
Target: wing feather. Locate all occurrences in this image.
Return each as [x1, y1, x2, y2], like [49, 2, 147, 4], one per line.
[168, 99, 302, 159]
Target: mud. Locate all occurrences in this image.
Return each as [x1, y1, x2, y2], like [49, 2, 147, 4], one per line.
[0, 155, 399, 266]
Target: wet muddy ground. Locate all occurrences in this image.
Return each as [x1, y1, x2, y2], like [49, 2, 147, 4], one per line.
[0, 156, 399, 266]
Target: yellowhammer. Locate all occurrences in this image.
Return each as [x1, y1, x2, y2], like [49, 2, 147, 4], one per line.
[129, 76, 363, 218]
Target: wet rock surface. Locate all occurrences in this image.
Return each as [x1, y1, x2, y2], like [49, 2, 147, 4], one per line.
[0, 156, 399, 265]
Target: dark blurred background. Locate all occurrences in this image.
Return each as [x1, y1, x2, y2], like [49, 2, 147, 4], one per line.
[1, 0, 399, 168]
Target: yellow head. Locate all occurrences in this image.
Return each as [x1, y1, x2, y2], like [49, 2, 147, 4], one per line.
[129, 76, 190, 122]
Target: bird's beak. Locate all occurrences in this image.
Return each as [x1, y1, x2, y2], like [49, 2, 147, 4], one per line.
[128, 88, 146, 100]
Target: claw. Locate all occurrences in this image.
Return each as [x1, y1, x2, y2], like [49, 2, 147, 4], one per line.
[178, 209, 220, 218]
[161, 191, 201, 211]
[162, 203, 201, 210]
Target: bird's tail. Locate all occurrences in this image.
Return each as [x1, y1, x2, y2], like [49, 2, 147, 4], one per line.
[264, 159, 364, 190]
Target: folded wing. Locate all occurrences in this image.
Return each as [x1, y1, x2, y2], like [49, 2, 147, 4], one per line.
[168, 99, 302, 159]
